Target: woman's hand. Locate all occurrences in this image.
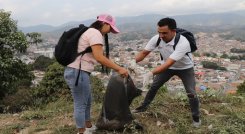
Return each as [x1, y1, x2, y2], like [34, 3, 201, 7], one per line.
[117, 67, 128, 78]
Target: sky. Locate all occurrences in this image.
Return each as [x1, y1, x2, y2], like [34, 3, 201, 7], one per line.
[0, 0, 245, 27]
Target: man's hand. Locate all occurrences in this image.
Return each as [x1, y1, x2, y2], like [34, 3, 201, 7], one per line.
[142, 71, 153, 91]
[128, 59, 137, 70]
[128, 59, 138, 74]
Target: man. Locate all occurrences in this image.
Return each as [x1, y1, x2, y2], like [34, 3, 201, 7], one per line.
[133, 17, 201, 127]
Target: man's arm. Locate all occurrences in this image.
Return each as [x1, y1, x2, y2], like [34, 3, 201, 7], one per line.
[135, 50, 151, 63]
[151, 58, 176, 75]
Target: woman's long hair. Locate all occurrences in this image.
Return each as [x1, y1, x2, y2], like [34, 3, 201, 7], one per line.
[90, 21, 110, 74]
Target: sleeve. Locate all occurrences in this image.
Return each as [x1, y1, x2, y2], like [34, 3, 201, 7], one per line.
[144, 35, 159, 51]
[86, 28, 104, 46]
[169, 35, 191, 61]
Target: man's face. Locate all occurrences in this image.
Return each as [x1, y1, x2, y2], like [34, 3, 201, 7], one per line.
[158, 25, 176, 43]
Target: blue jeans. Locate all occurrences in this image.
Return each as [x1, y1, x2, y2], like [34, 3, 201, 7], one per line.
[64, 67, 92, 128]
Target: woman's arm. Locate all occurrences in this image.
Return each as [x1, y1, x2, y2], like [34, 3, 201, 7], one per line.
[91, 44, 128, 77]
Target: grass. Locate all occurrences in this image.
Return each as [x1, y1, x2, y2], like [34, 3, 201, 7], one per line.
[0, 89, 245, 134]
[129, 89, 245, 134]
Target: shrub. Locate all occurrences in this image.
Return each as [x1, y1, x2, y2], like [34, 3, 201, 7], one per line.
[237, 80, 245, 95]
[2, 88, 32, 113]
[31, 62, 70, 105]
[91, 76, 106, 103]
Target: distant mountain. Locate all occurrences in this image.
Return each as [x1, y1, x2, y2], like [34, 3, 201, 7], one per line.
[20, 19, 96, 34]
[230, 10, 245, 17]
[116, 14, 164, 25]
[19, 24, 56, 33]
[18, 10, 245, 39]
[173, 13, 245, 26]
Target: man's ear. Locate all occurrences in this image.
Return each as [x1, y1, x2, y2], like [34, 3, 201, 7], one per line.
[172, 29, 176, 32]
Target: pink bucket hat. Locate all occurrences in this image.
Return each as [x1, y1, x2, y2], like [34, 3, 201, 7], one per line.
[97, 14, 120, 34]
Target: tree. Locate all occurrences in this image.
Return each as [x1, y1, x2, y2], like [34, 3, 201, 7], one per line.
[91, 76, 106, 103]
[201, 61, 227, 70]
[193, 52, 200, 57]
[203, 52, 217, 58]
[26, 32, 43, 46]
[31, 62, 105, 104]
[126, 48, 133, 52]
[32, 62, 69, 104]
[32, 55, 55, 71]
[201, 61, 219, 69]
[220, 53, 229, 59]
[237, 81, 245, 95]
[0, 10, 33, 99]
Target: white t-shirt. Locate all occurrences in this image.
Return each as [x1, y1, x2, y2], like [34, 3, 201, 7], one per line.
[68, 28, 104, 72]
[145, 34, 194, 70]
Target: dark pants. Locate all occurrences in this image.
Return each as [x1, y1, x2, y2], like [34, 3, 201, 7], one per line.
[142, 67, 200, 120]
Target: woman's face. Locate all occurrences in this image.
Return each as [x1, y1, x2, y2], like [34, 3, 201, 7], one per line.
[101, 23, 111, 35]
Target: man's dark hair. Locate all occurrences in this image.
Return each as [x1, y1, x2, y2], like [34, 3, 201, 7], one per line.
[157, 17, 177, 30]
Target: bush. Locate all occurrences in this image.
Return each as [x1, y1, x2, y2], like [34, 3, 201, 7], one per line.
[32, 55, 55, 71]
[31, 62, 105, 106]
[237, 80, 245, 95]
[201, 61, 227, 70]
[91, 76, 106, 103]
[198, 88, 224, 104]
[31, 62, 70, 105]
[2, 88, 32, 113]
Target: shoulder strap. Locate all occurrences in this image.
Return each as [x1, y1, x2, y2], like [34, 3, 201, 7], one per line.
[77, 46, 92, 56]
[155, 37, 163, 60]
[75, 47, 92, 86]
[173, 33, 181, 50]
[174, 33, 193, 61]
[156, 37, 161, 47]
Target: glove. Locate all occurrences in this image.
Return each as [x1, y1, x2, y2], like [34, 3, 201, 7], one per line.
[142, 71, 153, 91]
[128, 59, 137, 70]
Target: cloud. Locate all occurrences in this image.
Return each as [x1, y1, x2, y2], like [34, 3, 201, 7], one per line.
[0, 0, 245, 26]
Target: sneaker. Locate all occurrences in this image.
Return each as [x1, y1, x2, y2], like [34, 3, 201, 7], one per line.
[192, 120, 201, 128]
[132, 105, 148, 113]
[84, 125, 97, 134]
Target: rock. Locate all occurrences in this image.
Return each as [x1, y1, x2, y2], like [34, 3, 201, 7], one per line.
[157, 121, 162, 126]
[13, 113, 19, 117]
[168, 119, 175, 126]
[208, 124, 213, 130]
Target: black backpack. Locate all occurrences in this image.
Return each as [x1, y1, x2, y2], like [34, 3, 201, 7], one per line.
[54, 24, 92, 66]
[55, 24, 92, 86]
[156, 28, 197, 60]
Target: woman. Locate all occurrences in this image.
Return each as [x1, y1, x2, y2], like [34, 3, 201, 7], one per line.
[64, 14, 128, 134]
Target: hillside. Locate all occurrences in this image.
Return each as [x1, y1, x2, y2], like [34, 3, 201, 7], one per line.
[19, 11, 245, 44]
[0, 88, 244, 134]
[20, 10, 245, 33]
[2, 9, 245, 134]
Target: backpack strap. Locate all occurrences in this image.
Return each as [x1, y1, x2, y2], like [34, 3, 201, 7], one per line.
[77, 46, 92, 56]
[156, 37, 163, 60]
[173, 33, 181, 50]
[156, 37, 161, 47]
[174, 33, 192, 61]
[75, 47, 92, 86]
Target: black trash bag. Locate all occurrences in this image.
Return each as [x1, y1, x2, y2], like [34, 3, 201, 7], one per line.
[96, 73, 142, 131]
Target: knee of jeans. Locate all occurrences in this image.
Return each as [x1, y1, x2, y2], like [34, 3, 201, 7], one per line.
[187, 93, 197, 98]
[75, 105, 87, 114]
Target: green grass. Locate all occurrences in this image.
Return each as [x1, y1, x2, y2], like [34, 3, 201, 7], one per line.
[129, 89, 245, 134]
[0, 89, 244, 134]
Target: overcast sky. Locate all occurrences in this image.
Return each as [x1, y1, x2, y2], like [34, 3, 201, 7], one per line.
[0, 0, 245, 27]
